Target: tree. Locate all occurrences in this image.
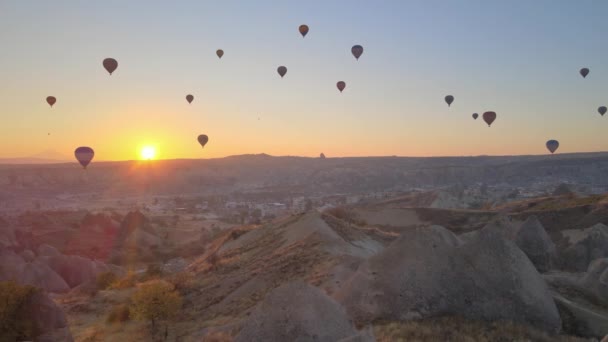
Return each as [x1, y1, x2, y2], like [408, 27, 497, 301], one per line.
[0, 281, 40, 341]
[131, 280, 182, 341]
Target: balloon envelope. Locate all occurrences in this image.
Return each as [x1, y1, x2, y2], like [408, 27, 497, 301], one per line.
[299, 25, 309, 37]
[46, 96, 56, 107]
[546, 140, 559, 154]
[351, 45, 363, 60]
[216, 49, 224, 59]
[580, 68, 589, 78]
[483, 111, 497, 126]
[74, 147, 94, 169]
[445, 95, 454, 107]
[599, 106, 607, 116]
[102, 58, 118, 75]
[337, 81, 346, 93]
[472, 113, 478, 120]
[197, 134, 209, 148]
[186, 94, 194, 104]
[277, 66, 287, 78]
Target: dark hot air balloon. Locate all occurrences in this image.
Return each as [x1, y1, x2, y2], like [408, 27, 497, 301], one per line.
[472, 113, 478, 120]
[46, 96, 56, 107]
[598, 106, 607, 116]
[351, 45, 364, 60]
[277, 66, 287, 78]
[445, 95, 454, 107]
[320, 153, 326, 159]
[197, 134, 209, 148]
[299, 25, 309, 37]
[102, 58, 118, 75]
[186, 94, 194, 104]
[337, 81, 346, 93]
[546, 140, 559, 154]
[74, 147, 94, 169]
[483, 111, 497, 127]
[216, 49, 224, 59]
[580, 68, 589, 78]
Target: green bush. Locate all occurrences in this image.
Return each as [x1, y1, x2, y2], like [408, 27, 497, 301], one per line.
[0, 281, 40, 341]
[106, 304, 131, 324]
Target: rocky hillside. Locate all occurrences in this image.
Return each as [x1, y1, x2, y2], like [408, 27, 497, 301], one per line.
[4, 193, 608, 341]
[52, 200, 608, 341]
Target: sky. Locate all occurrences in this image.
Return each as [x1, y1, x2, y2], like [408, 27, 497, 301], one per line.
[0, 0, 607, 161]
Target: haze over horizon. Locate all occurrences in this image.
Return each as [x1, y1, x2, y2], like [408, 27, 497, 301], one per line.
[1, 1, 608, 162]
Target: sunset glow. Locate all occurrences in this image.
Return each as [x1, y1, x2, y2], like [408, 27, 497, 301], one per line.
[140, 146, 156, 160]
[0, 2, 607, 161]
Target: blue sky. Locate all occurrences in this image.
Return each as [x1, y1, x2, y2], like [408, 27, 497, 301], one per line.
[0, 0, 607, 160]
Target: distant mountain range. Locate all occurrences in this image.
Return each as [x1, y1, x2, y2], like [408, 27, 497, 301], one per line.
[0, 150, 71, 164]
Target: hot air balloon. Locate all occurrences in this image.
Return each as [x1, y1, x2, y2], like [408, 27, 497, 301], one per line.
[46, 96, 56, 107]
[102, 58, 118, 75]
[186, 94, 194, 104]
[599, 106, 607, 116]
[337, 81, 346, 93]
[546, 140, 559, 154]
[299, 25, 309, 37]
[483, 111, 497, 127]
[74, 147, 94, 169]
[444, 95, 454, 107]
[320, 153, 326, 159]
[351, 45, 363, 60]
[580, 68, 589, 78]
[472, 113, 478, 120]
[216, 49, 224, 59]
[277, 66, 287, 78]
[197, 134, 209, 148]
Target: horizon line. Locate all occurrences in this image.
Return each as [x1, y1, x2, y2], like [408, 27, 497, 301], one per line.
[1, 150, 608, 166]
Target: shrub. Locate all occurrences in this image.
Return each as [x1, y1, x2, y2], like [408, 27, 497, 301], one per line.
[325, 207, 366, 225]
[131, 280, 182, 339]
[145, 263, 163, 278]
[207, 253, 219, 270]
[106, 304, 131, 324]
[230, 229, 247, 240]
[110, 271, 138, 289]
[96, 271, 118, 290]
[168, 272, 194, 292]
[0, 281, 40, 341]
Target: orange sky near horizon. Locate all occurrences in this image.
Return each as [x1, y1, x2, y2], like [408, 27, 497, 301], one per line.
[1, 1, 607, 161]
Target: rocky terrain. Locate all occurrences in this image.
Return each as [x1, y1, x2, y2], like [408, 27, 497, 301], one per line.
[3, 190, 608, 341]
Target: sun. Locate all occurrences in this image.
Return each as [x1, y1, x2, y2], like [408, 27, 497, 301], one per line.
[140, 146, 156, 160]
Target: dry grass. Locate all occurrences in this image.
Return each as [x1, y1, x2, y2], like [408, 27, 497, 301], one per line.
[167, 272, 196, 293]
[324, 206, 367, 226]
[374, 316, 592, 342]
[106, 304, 131, 324]
[79, 326, 105, 342]
[109, 272, 138, 290]
[201, 331, 234, 341]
